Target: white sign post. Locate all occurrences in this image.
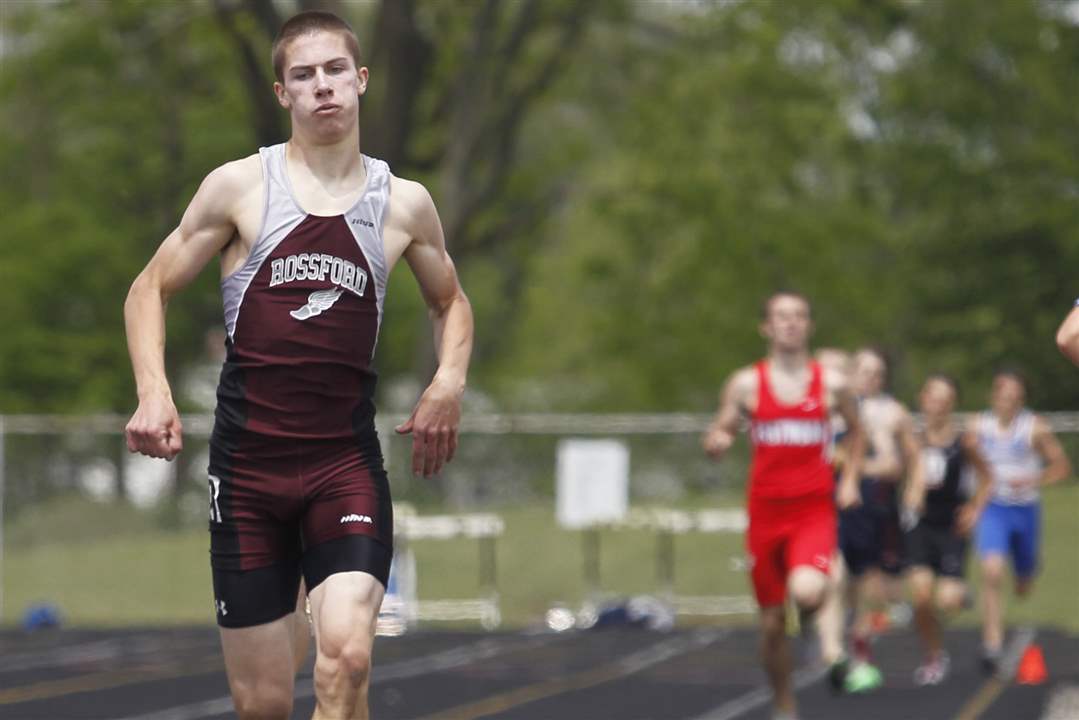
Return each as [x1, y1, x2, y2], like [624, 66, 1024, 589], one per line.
[556, 439, 629, 596]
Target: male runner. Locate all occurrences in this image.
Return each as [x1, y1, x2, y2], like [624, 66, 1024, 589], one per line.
[904, 374, 991, 685]
[839, 348, 918, 681]
[124, 11, 473, 719]
[974, 371, 1070, 674]
[703, 292, 864, 720]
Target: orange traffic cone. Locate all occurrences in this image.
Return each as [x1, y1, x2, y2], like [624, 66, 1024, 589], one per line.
[1017, 643, 1048, 685]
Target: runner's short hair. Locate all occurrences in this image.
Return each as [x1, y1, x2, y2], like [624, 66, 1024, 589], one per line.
[924, 372, 960, 400]
[761, 290, 812, 320]
[273, 11, 362, 82]
[992, 366, 1028, 393]
[854, 345, 887, 366]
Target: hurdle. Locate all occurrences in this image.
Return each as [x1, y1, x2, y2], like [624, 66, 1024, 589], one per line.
[378, 505, 504, 634]
[610, 506, 756, 617]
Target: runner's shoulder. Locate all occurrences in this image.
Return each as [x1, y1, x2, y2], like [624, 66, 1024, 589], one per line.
[387, 175, 437, 236]
[822, 365, 851, 396]
[197, 154, 262, 207]
[1030, 413, 1056, 440]
[728, 365, 758, 396]
[724, 366, 758, 414]
[882, 395, 913, 427]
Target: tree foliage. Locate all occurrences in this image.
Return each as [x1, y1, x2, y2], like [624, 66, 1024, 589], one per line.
[496, 0, 1079, 410]
[1, 0, 1076, 413]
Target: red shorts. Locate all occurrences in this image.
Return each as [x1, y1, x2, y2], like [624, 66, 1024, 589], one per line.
[746, 493, 837, 608]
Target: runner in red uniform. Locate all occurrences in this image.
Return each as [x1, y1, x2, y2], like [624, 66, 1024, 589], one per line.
[704, 292, 864, 720]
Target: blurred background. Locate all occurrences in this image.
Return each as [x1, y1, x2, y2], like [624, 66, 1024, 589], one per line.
[1, 0, 1077, 632]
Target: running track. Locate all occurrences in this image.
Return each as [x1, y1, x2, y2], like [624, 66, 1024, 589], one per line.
[1, 626, 1076, 719]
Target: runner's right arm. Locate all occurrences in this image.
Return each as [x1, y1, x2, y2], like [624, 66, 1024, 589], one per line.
[124, 160, 256, 460]
[702, 368, 753, 460]
[901, 416, 926, 526]
[957, 431, 993, 536]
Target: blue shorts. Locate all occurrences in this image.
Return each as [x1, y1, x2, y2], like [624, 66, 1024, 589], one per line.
[975, 502, 1040, 579]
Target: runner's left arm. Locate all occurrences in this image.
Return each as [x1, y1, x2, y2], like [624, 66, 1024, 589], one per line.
[1032, 416, 1072, 487]
[393, 180, 474, 477]
[1055, 305, 1079, 366]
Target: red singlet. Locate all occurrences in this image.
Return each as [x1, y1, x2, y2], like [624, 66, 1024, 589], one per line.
[748, 360, 833, 500]
[744, 359, 837, 607]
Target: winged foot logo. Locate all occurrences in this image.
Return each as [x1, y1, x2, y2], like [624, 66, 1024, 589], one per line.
[291, 287, 344, 320]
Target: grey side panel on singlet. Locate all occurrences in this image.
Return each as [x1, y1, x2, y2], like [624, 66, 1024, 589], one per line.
[344, 155, 391, 337]
[221, 144, 306, 339]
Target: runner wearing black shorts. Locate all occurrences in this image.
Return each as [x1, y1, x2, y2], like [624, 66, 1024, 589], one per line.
[839, 349, 918, 686]
[123, 11, 473, 719]
[903, 374, 991, 686]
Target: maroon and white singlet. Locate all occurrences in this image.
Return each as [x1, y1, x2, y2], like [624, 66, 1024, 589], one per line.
[208, 144, 394, 627]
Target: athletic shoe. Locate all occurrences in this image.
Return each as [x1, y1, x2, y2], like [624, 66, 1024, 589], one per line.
[914, 652, 951, 686]
[844, 661, 884, 693]
[981, 647, 1001, 676]
[828, 656, 850, 694]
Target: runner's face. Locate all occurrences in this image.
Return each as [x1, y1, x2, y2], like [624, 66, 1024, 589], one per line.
[762, 296, 811, 352]
[852, 352, 885, 397]
[816, 349, 851, 378]
[275, 31, 366, 139]
[920, 378, 955, 419]
[991, 376, 1025, 420]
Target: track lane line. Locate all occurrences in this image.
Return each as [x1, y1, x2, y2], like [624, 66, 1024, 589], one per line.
[952, 626, 1036, 720]
[116, 633, 565, 720]
[0, 652, 224, 705]
[689, 661, 828, 720]
[415, 629, 729, 720]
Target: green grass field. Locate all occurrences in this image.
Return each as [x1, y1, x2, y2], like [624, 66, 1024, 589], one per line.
[3, 483, 1077, 630]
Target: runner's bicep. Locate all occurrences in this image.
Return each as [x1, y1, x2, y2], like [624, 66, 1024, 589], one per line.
[402, 193, 463, 314]
[137, 223, 232, 301]
[138, 170, 240, 297]
[714, 372, 750, 432]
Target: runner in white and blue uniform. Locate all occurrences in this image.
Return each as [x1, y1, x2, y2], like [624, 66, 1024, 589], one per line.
[974, 370, 1071, 674]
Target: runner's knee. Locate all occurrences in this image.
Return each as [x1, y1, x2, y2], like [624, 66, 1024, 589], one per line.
[233, 683, 292, 720]
[315, 640, 372, 692]
[910, 583, 932, 609]
[934, 586, 964, 613]
[788, 569, 827, 611]
[981, 557, 1006, 586]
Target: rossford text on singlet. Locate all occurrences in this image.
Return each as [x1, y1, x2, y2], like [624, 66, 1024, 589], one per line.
[269, 252, 368, 297]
